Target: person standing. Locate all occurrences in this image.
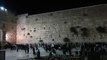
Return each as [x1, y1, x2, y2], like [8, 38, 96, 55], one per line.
[32, 47, 36, 55]
[37, 49, 40, 58]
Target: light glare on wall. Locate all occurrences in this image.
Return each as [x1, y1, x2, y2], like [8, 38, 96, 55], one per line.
[17, 34, 25, 44]
[6, 32, 11, 42]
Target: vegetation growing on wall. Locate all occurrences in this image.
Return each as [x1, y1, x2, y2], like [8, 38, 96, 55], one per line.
[81, 27, 89, 37]
[70, 27, 78, 35]
[96, 26, 106, 33]
[63, 37, 70, 43]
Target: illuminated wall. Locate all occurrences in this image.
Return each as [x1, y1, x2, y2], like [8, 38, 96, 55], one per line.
[17, 4, 107, 44]
[5, 23, 16, 44]
[0, 12, 17, 44]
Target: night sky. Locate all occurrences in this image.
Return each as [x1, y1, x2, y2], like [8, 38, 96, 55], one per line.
[1, 0, 107, 15]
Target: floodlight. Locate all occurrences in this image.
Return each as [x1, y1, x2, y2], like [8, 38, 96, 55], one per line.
[0, 6, 5, 11]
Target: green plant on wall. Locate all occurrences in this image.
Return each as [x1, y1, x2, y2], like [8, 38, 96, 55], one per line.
[96, 26, 106, 39]
[70, 27, 78, 35]
[96, 26, 106, 33]
[81, 27, 89, 37]
[39, 40, 43, 43]
[63, 37, 70, 43]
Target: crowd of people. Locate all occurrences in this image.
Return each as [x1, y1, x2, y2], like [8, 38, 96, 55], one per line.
[4, 42, 107, 60]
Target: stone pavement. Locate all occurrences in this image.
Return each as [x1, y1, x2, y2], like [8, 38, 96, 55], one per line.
[5, 47, 79, 60]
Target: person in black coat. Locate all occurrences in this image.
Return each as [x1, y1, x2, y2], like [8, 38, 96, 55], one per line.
[37, 49, 40, 58]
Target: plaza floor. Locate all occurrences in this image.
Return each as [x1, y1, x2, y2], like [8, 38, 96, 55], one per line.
[6, 47, 61, 60]
[5, 47, 80, 60]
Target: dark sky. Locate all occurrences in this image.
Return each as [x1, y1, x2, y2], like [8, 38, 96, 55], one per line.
[1, 0, 107, 15]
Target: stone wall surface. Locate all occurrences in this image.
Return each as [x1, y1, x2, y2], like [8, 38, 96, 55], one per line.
[17, 4, 107, 44]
